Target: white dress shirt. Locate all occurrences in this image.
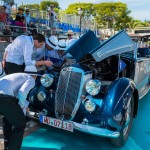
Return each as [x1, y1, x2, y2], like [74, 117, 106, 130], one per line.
[6, 35, 36, 66]
[32, 44, 45, 61]
[0, 73, 35, 106]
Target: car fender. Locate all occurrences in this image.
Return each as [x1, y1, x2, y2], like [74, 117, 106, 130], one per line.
[103, 77, 138, 122]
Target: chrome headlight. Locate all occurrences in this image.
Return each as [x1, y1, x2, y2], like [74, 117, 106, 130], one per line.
[85, 79, 101, 96]
[37, 91, 46, 102]
[84, 100, 96, 112]
[40, 74, 54, 87]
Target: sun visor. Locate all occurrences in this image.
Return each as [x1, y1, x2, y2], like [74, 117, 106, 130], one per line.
[90, 30, 136, 62]
[65, 30, 100, 62]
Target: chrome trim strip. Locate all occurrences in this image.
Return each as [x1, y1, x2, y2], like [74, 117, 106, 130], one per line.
[62, 70, 71, 115]
[114, 84, 130, 110]
[70, 67, 85, 120]
[73, 122, 120, 138]
[139, 85, 150, 100]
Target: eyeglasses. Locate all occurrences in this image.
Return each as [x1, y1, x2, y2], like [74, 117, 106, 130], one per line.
[68, 34, 72, 37]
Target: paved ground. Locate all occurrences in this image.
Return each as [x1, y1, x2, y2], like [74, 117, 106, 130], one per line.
[0, 118, 39, 150]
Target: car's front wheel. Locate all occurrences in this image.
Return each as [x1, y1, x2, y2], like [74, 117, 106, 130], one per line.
[111, 96, 134, 147]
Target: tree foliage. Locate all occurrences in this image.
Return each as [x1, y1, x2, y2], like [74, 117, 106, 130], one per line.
[40, 0, 60, 13]
[65, 3, 94, 19]
[92, 2, 131, 30]
[21, 4, 39, 10]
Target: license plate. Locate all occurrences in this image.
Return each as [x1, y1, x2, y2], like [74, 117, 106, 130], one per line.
[39, 116, 73, 132]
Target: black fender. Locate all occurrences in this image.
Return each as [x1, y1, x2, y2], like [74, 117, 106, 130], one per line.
[103, 77, 138, 125]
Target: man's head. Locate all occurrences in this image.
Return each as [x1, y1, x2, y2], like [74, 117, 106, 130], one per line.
[45, 35, 58, 50]
[25, 8, 30, 14]
[18, 7, 24, 14]
[67, 30, 74, 39]
[57, 39, 66, 55]
[50, 4, 55, 10]
[33, 33, 45, 48]
[0, 6, 5, 12]
[10, 1, 14, 6]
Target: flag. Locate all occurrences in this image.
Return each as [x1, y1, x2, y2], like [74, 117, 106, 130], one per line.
[118, 59, 126, 73]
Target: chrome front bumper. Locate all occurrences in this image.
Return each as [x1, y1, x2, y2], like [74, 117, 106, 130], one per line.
[73, 122, 120, 138]
[27, 111, 120, 139]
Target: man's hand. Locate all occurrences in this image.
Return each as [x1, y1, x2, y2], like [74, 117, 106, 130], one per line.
[44, 60, 53, 67]
[26, 107, 30, 113]
[1, 60, 6, 68]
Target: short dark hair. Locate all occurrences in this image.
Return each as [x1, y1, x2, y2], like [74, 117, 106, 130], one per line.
[33, 33, 45, 43]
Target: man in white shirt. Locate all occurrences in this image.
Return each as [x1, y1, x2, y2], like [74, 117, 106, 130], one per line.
[3, 33, 53, 74]
[0, 65, 38, 150]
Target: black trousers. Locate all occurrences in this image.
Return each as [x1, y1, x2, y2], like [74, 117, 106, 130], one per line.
[0, 95, 26, 150]
[5, 62, 25, 75]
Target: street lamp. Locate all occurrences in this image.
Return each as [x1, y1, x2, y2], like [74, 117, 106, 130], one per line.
[78, 7, 82, 35]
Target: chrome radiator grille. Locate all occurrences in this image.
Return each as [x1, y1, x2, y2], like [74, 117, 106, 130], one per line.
[55, 67, 83, 120]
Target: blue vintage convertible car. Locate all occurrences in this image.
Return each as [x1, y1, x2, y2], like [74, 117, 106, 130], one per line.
[24, 30, 150, 147]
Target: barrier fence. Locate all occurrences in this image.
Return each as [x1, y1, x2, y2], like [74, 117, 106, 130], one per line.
[0, 5, 97, 37]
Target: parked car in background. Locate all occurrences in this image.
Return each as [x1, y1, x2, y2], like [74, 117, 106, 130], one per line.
[1, 30, 149, 147]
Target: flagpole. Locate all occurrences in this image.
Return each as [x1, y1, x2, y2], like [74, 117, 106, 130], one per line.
[117, 54, 120, 79]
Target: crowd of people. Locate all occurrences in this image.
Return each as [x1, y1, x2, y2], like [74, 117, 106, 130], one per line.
[0, 27, 77, 149]
[0, 2, 61, 36]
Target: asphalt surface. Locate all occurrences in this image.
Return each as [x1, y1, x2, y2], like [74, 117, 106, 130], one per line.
[21, 92, 150, 150]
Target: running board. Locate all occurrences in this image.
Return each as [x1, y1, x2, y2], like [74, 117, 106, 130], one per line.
[139, 84, 150, 100]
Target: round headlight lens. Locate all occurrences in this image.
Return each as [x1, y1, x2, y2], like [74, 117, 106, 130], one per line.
[37, 91, 46, 102]
[85, 79, 101, 96]
[84, 100, 96, 112]
[40, 74, 54, 87]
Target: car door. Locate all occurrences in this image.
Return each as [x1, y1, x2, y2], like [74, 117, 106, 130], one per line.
[134, 58, 150, 97]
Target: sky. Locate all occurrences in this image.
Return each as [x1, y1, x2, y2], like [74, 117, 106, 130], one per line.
[7, 0, 150, 21]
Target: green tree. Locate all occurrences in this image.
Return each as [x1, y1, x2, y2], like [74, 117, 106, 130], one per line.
[65, 3, 94, 19]
[20, 4, 39, 10]
[94, 2, 131, 30]
[40, 0, 60, 13]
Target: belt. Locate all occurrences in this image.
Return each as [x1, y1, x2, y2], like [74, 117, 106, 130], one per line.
[0, 94, 14, 98]
[0, 94, 19, 103]
[6, 61, 24, 66]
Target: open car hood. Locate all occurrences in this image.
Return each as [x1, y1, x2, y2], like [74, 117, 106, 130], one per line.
[65, 30, 136, 62]
[65, 30, 100, 62]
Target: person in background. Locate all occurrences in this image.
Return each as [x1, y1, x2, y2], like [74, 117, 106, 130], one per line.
[66, 30, 74, 46]
[48, 4, 60, 35]
[24, 8, 31, 26]
[0, 5, 8, 31]
[0, 65, 38, 150]
[3, 33, 53, 74]
[4, 1, 14, 22]
[15, 7, 25, 32]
